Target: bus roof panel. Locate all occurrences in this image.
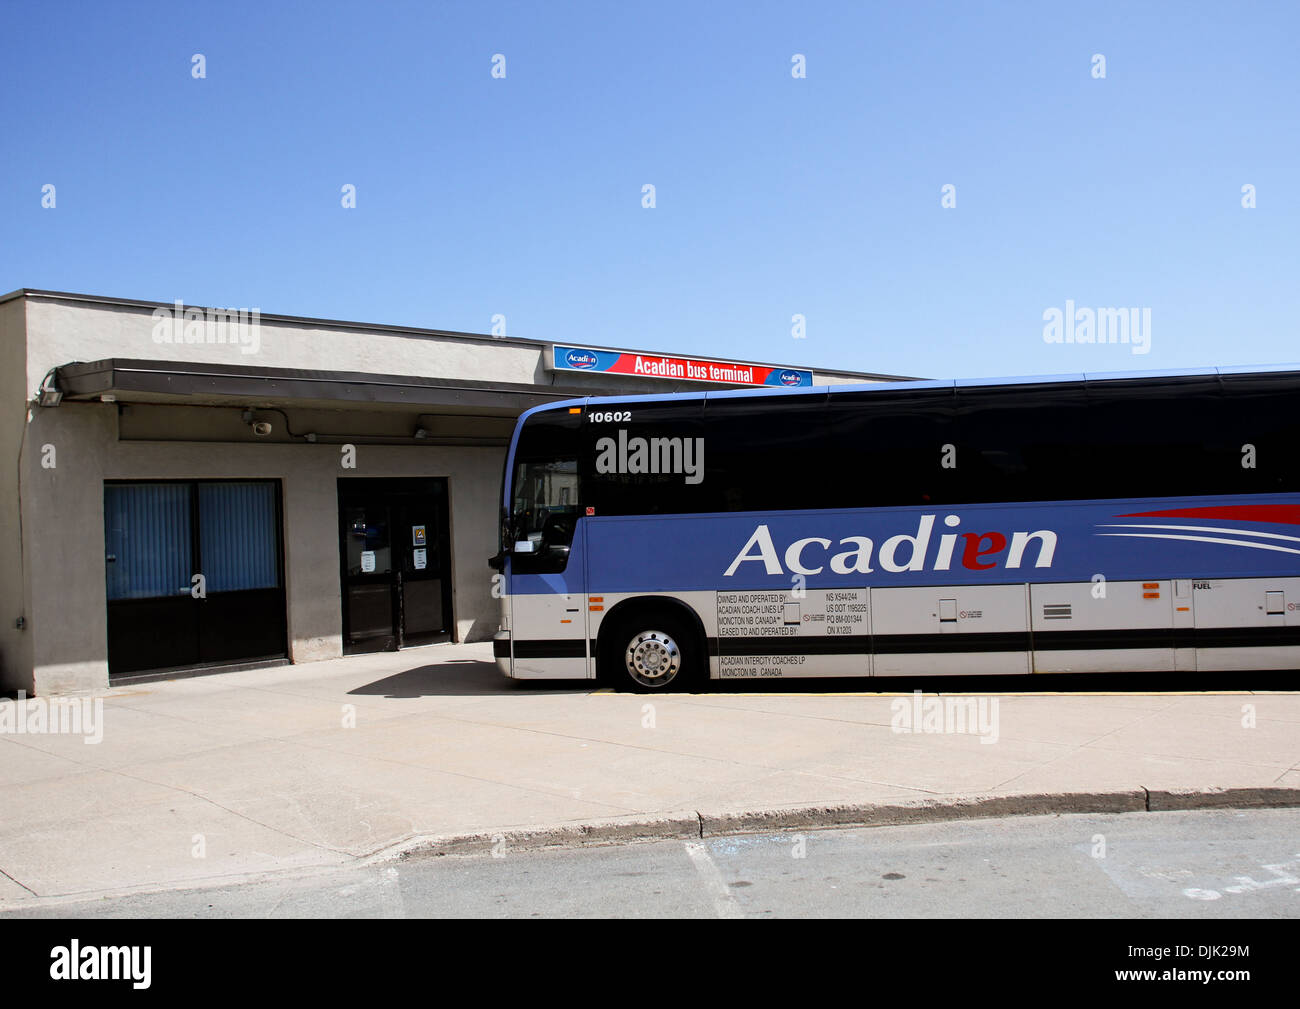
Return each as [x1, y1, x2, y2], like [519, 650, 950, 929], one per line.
[579, 390, 712, 405]
[955, 373, 1086, 387]
[825, 379, 955, 394]
[704, 385, 831, 401]
[1082, 367, 1220, 382]
[1215, 363, 1300, 376]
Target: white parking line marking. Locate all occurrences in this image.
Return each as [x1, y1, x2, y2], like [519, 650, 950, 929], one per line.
[684, 841, 745, 919]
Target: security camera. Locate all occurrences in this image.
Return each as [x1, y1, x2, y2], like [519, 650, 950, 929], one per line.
[252, 421, 273, 437]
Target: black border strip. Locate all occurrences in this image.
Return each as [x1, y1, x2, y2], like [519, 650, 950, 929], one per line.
[1035, 626, 1300, 650]
[1188, 626, 1300, 648]
[717, 635, 872, 655]
[715, 632, 1029, 655]
[512, 639, 587, 659]
[1031, 628, 1176, 651]
[872, 632, 1030, 654]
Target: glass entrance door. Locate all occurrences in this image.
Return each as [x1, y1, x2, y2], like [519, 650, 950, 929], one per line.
[338, 478, 453, 653]
[341, 504, 396, 650]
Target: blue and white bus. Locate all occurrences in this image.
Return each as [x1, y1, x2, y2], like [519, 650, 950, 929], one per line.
[491, 367, 1300, 691]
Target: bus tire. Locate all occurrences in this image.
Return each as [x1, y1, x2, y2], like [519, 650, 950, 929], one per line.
[602, 607, 701, 693]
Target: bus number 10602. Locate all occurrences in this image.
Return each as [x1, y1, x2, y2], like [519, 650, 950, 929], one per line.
[589, 411, 632, 423]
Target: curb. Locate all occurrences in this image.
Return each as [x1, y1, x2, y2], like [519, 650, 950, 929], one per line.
[374, 786, 1300, 861]
[4, 787, 1299, 910]
[366, 811, 703, 862]
[698, 790, 1146, 836]
[1145, 786, 1300, 811]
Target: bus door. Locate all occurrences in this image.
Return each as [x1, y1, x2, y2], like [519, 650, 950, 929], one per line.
[508, 450, 587, 679]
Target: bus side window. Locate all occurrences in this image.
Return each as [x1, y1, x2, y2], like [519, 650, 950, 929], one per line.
[826, 388, 958, 508]
[1218, 374, 1300, 493]
[954, 384, 1087, 503]
[704, 394, 830, 513]
[1084, 377, 1223, 499]
[581, 401, 708, 516]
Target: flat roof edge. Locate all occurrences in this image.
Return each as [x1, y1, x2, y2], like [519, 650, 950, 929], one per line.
[10, 288, 909, 382]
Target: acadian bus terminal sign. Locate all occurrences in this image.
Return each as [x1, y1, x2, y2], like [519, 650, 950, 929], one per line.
[548, 345, 814, 388]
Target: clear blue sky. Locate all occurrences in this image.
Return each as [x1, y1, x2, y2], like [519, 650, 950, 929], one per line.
[2, 1, 1297, 379]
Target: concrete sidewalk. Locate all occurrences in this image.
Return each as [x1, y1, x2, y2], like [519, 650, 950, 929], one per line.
[2, 643, 1299, 907]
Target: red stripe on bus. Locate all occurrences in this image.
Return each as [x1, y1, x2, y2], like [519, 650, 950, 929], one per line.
[1118, 504, 1300, 525]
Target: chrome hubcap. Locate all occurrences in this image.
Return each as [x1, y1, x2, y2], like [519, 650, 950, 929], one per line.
[625, 630, 680, 687]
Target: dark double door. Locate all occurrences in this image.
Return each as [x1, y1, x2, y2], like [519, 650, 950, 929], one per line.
[338, 478, 453, 653]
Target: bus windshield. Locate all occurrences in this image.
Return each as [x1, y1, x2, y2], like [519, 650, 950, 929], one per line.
[511, 457, 578, 553]
[506, 408, 581, 572]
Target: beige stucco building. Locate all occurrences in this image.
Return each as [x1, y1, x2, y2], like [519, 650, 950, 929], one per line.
[0, 289, 904, 695]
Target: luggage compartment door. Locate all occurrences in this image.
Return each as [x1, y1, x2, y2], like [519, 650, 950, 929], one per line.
[871, 584, 1030, 676]
[1031, 580, 1175, 673]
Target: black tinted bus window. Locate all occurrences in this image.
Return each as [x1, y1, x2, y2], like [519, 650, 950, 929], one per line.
[954, 384, 1087, 503]
[1083, 376, 1223, 499]
[825, 387, 958, 508]
[703, 393, 831, 512]
[1218, 372, 1300, 494]
[581, 400, 710, 516]
[515, 406, 582, 463]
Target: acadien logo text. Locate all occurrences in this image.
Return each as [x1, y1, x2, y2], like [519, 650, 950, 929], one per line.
[596, 429, 705, 485]
[723, 516, 1057, 577]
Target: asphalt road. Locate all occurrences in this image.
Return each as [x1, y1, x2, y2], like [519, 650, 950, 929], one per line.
[5, 808, 1299, 918]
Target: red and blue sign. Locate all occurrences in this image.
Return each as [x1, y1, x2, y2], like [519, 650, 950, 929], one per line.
[550, 345, 813, 388]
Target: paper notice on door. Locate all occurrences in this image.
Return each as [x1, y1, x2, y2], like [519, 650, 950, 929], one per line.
[360, 550, 376, 573]
[413, 548, 427, 570]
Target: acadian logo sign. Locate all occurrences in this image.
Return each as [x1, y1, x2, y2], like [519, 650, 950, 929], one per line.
[549, 345, 813, 388]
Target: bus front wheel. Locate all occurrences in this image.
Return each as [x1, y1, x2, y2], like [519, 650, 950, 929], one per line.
[603, 609, 701, 692]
